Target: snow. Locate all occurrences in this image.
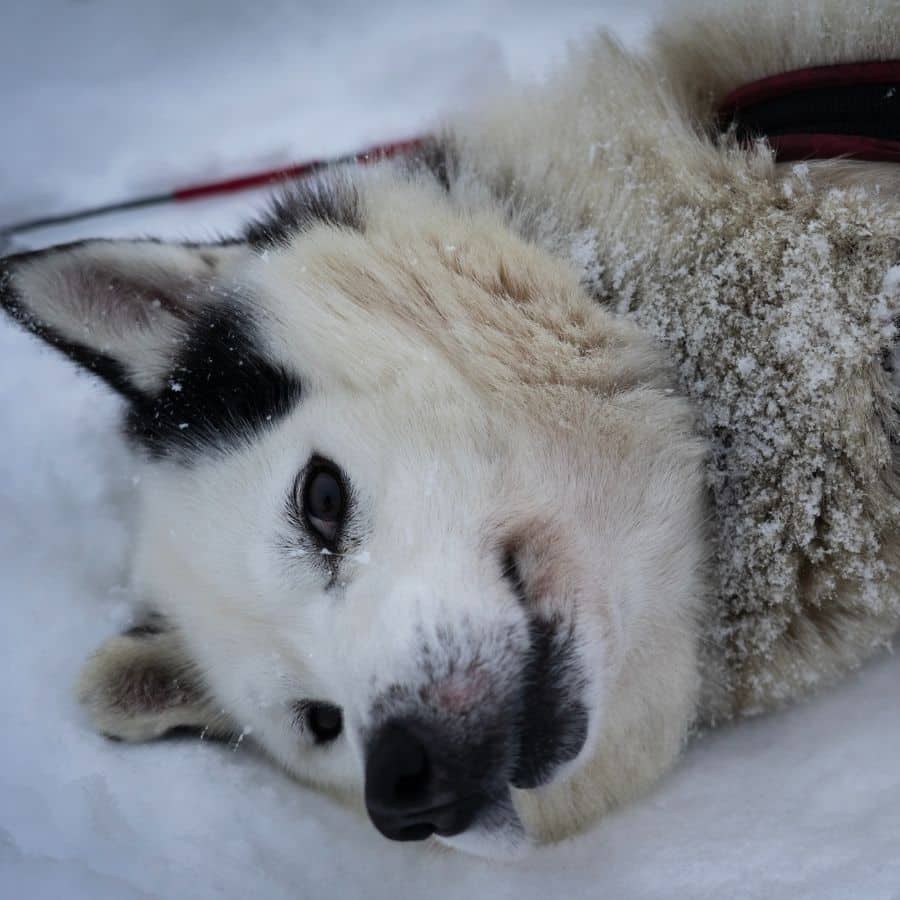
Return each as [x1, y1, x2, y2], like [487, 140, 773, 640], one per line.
[1, 1, 898, 897]
[885, 264, 900, 296]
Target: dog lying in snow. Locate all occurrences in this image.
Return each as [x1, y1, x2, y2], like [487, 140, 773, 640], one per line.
[2, 0, 898, 858]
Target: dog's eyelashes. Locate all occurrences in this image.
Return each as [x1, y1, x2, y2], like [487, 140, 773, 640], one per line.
[293, 700, 344, 744]
[298, 458, 346, 546]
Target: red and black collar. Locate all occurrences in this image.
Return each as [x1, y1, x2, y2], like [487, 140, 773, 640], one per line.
[717, 60, 900, 163]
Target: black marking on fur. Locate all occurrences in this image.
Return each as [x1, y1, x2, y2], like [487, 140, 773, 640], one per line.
[246, 172, 364, 249]
[499, 552, 589, 787]
[510, 617, 589, 789]
[1, 251, 300, 459]
[403, 137, 456, 193]
[0, 238, 247, 406]
[500, 550, 528, 607]
[125, 302, 302, 459]
[244, 139, 454, 251]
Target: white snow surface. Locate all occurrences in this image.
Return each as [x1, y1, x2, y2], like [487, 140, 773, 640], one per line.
[1, 2, 898, 897]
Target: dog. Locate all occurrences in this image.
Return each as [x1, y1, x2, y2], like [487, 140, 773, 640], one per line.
[1, 0, 898, 859]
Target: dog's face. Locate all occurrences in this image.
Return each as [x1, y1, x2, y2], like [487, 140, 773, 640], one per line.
[1, 163, 707, 856]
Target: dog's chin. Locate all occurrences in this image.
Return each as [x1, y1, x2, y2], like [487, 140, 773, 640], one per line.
[437, 708, 597, 858]
[433, 730, 594, 859]
[432, 794, 532, 860]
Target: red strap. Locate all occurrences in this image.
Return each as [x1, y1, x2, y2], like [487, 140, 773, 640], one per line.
[718, 60, 900, 115]
[718, 61, 900, 163]
[173, 137, 424, 201]
[769, 133, 900, 164]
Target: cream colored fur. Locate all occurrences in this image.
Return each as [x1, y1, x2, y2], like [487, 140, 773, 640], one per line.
[7, 0, 898, 857]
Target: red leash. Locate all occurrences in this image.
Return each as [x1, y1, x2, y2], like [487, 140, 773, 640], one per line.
[0, 136, 424, 239]
[718, 60, 900, 163]
[4, 61, 897, 241]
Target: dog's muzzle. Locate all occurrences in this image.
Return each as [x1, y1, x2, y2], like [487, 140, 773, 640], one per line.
[363, 618, 590, 842]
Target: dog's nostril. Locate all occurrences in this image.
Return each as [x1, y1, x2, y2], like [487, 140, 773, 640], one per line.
[391, 740, 430, 803]
[365, 719, 482, 842]
[367, 722, 431, 806]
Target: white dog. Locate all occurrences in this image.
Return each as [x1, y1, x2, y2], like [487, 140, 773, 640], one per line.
[1, 0, 898, 858]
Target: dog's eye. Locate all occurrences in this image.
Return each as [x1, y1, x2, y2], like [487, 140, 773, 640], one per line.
[307, 702, 343, 743]
[300, 460, 346, 544]
[292, 700, 344, 744]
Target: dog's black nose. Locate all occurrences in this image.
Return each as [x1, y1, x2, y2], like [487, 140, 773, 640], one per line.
[364, 720, 488, 841]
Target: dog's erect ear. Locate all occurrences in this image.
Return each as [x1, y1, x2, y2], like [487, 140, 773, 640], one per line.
[77, 623, 236, 743]
[0, 239, 247, 400]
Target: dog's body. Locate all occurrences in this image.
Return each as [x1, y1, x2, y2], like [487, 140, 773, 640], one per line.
[445, 0, 900, 718]
[2, 0, 898, 858]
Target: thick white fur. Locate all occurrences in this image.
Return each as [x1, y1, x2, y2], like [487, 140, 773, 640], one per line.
[129, 195, 710, 847]
[14, 0, 899, 857]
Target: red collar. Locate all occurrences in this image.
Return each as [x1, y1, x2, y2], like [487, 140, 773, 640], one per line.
[717, 60, 900, 163]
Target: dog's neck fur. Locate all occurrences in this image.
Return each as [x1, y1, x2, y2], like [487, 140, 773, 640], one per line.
[437, 0, 900, 714]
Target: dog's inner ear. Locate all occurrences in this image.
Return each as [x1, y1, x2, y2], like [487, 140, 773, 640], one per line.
[77, 624, 236, 743]
[0, 240, 247, 400]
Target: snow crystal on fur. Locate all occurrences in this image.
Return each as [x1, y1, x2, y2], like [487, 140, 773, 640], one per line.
[448, 0, 900, 712]
[630, 176, 900, 712]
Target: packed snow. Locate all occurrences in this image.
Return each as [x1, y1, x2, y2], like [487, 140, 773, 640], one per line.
[1, 2, 898, 897]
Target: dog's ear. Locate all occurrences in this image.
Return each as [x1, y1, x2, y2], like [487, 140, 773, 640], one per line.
[77, 623, 236, 743]
[0, 239, 247, 401]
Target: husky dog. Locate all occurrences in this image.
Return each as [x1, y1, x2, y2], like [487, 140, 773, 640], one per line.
[2, 0, 898, 858]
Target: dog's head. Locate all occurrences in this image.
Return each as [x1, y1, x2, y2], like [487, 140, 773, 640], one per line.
[1, 161, 707, 856]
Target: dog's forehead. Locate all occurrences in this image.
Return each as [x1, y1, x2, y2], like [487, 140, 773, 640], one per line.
[242, 213, 647, 411]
